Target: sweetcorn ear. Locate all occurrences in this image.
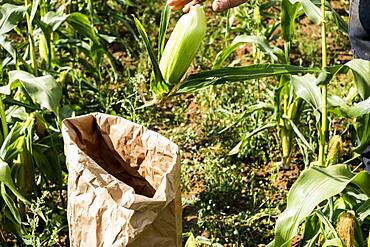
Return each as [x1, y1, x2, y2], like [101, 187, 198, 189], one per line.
[39, 33, 48, 64]
[159, 5, 206, 86]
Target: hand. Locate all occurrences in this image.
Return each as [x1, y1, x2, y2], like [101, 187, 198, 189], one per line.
[166, 0, 247, 13]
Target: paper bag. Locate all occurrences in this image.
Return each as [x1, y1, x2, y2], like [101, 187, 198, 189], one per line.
[62, 113, 181, 247]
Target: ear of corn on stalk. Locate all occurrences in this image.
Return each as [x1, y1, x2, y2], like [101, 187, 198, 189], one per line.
[336, 212, 360, 247]
[39, 33, 48, 64]
[326, 135, 343, 166]
[159, 4, 206, 87]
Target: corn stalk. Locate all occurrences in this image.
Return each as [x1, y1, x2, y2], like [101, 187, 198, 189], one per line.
[318, 0, 328, 166]
[24, 0, 38, 75]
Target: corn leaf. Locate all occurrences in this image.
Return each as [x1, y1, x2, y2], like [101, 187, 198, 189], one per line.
[281, 0, 300, 42]
[219, 102, 274, 134]
[116, 0, 135, 6]
[345, 59, 370, 100]
[1, 183, 21, 224]
[178, 64, 321, 94]
[351, 170, 370, 197]
[229, 123, 276, 155]
[33, 146, 62, 184]
[273, 164, 370, 247]
[328, 95, 370, 118]
[321, 238, 343, 247]
[158, 4, 171, 61]
[67, 13, 99, 44]
[291, 74, 322, 110]
[0, 4, 28, 35]
[0, 35, 16, 59]
[330, 8, 348, 34]
[133, 15, 168, 96]
[357, 199, 370, 223]
[298, 0, 321, 24]
[7, 70, 62, 114]
[0, 159, 29, 204]
[213, 35, 285, 69]
[314, 209, 340, 241]
[285, 117, 314, 152]
[41, 11, 68, 31]
[30, 0, 40, 23]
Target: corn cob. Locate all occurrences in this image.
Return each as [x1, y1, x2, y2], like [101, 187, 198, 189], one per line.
[159, 4, 206, 87]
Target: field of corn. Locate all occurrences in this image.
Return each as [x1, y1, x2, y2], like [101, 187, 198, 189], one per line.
[1, 0, 370, 246]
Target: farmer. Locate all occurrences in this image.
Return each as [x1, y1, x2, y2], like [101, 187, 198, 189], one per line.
[166, 0, 370, 172]
[349, 0, 370, 173]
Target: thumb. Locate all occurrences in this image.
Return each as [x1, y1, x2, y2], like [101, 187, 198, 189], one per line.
[212, 0, 247, 12]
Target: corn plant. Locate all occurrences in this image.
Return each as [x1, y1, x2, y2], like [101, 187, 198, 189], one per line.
[134, 4, 209, 102]
[0, 0, 135, 243]
[270, 0, 370, 245]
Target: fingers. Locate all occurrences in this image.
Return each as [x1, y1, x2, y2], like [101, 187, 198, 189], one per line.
[167, 0, 245, 13]
[167, 0, 192, 10]
[212, 0, 247, 12]
[182, 0, 205, 13]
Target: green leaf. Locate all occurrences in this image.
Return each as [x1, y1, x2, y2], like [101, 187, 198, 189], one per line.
[300, 214, 321, 247]
[0, 35, 16, 59]
[133, 15, 168, 97]
[0, 4, 28, 35]
[329, 95, 370, 118]
[331, 8, 348, 33]
[66, 13, 99, 44]
[321, 238, 343, 247]
[229, 123, 276, 155]
[6, 106, 28, 123]
[299, 0, 321, 24]
[0, 159, 29, 204]
[286, 117, 314, 152]
[273, 164, 369, 246]
[33, 146, 62, 184]
[357, 199, 370, 223]
[116, 0, 135, 6]
[345, 59, 370, 99]
[351, 170, 370, 197]
[30, 0, 40, 23]
[354, 114, 370, 153]
[0, 79, 21, 95]
[0, 122, 23, 161]
[213, 35, 285, 69]
[41, 11, 68, 31]
[291, 74, 322, 110]
[8, 70, 62, 114]
[178, 64, 320, 94]
[1, 183, 21, 224]
[185, 233, 197, 247]
[219, 102, 274, 134]
[314, 209, 339, 241]
[158, 4, 171, 61]
[281, 0, 300, 42]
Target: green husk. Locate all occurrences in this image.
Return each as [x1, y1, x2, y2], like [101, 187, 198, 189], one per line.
[39, 33, 48, 64]
[159, 4, 206, 86]
[326, 135, 343, 166]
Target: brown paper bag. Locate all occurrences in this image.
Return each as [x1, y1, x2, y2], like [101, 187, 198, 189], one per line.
[62, 113, 181, 247]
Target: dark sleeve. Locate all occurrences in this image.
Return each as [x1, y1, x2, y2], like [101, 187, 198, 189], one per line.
[349, 0, 370, 60]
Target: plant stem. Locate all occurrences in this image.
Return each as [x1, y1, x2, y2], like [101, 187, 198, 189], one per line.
[284, 41, 291, 64]
[0, 97, 8, 138]
[318, 0, 328, 166]
[25, 0, 38, 75]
